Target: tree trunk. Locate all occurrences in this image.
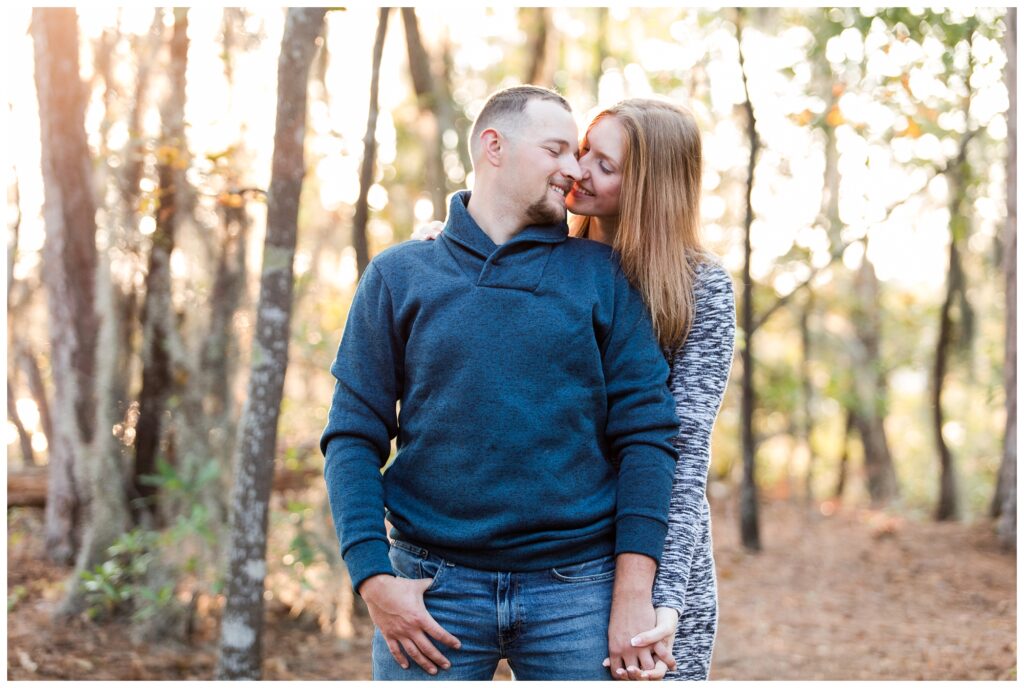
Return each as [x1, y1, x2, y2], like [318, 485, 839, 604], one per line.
[8, 381, 35, 466]
[736, 10, 761, 551]
[523, 8, 553, 86]
[437, 35, 473, 185]
[833, 410, 854, 500]
[800, 292, 816, 502]
[849, 253, 900, 506]
[7, 170, 34, 468]
[214, 8, 326, 680]
[401, 8, 447, 221]
[132, 8, 189, 524]
[17, 347, 53, 444]
[591, 8, 609, 99]
[121, 10, 163, 212]
[59, 250, 132, 617]
[32, 7, 100, 564]
[933, 235, 963, 521]
[994, 7, 1016, 548]
[934, 129, 974, 522]
[352, 8, 390, 278]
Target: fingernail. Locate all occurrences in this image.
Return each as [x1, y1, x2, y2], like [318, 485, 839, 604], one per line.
[616, 669, 625, 676]
[428, 669, 437, 675]
[442, 664, 451, 670]
[630, 637, 641, 646]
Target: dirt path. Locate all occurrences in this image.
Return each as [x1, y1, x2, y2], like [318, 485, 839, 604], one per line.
[709, 498, 1016, 680]
[6, 498, 1016, 680]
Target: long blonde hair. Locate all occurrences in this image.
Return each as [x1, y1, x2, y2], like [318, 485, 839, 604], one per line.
[570, 98, 705, 352]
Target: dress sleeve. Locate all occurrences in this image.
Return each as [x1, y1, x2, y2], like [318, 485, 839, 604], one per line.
[651, 262, 736, 614]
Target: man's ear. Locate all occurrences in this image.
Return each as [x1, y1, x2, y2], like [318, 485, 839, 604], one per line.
[479, 128, 504, 167]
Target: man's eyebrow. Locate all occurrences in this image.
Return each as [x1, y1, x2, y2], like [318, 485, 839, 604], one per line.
[541, 138, 575, 148]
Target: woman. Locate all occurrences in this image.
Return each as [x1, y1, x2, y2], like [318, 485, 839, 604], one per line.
[418, 98, 734, 680]
[570, 99, 734, 681]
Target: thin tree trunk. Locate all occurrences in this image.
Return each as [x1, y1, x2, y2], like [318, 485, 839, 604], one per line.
[132, 8, 189, 523]
[122, 10, 164, 211]
[7, 151, 21, 297]
[190, 195, 251, 542]
[933, 234, 963, 521]
[401, 8, 447, 221]
[8, 382, 35, 466]
[437, 35, 473, 185]
[17, 347, 53, 444]
[850, 252, 900, 505]
[32, 7, 100, 564]
[995, 7, 1016, 548]
[934, 123, 975, 522]
[833, 410, 854, 500]
[215, 8, 326, 680]
[7, 167, 34, 467]
[352, 8, 390, 278]
[736, 10, 761, 551]
[800, 292, 816, 502]
[591, 8, 609, 98]
[523, 8, 553, 86]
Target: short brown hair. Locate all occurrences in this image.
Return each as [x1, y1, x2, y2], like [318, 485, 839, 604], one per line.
[469, 85, 571, 161]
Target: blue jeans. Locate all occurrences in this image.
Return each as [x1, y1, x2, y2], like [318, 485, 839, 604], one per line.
[371, 540, 615, 681]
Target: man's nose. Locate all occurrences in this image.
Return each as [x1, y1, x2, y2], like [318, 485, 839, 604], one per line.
[562, 154, 581, 181]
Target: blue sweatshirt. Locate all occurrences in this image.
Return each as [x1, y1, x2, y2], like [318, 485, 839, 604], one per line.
[321, 191, 679, 593]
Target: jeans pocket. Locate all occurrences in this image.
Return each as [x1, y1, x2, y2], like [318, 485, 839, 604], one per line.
[550, 554, 617, 583]
[388, 541, 447, 592]
[419, 555, 447, 593]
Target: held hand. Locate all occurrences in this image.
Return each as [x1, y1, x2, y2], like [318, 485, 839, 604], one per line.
[360, 574, 461, 675]
[607, 593, 657, 680]
[411, 221, 444, 241]
[603, 658, 672, 682]
[626, 607, 680, 679]
[602, 607, 679, 680]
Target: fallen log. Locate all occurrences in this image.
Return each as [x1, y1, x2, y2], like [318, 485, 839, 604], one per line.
[7, 468, 47, 508]
[7, 463, 323, 509]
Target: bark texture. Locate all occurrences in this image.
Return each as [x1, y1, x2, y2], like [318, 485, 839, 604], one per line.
[352, 8, 390, 277]
[737, 11, 761, 551]
[401, 8, 447, 221]
[214, 8, 326, 680]
[132, 8, 190, 523]
[32, 7, 100, 564]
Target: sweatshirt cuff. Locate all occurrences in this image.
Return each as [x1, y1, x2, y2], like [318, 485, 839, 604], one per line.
[615, 514, 669, 563]
[345, 539, 395, 595]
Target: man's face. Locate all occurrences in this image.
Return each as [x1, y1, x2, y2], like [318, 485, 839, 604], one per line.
[503, 99, 581, 226]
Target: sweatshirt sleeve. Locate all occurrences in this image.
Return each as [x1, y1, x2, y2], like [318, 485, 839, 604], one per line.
[320, 262, 404, 594]
[651, 263, 736, 615]
[601, 263, 681, 562]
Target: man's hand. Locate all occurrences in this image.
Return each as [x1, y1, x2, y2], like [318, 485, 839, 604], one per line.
[360, 574, 461, 675]
[614, 607, 679, 680]
[606, 553, 659, 680]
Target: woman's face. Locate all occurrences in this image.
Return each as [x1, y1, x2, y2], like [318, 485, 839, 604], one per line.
[565, 115, 626, 220]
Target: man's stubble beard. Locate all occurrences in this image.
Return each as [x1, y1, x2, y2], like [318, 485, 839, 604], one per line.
[523, 190, 566, 226]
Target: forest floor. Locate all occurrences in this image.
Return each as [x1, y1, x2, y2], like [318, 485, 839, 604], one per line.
[6, 494, 1017, 681]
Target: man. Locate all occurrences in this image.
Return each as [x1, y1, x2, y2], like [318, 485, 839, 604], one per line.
[321, 85, 679, 680]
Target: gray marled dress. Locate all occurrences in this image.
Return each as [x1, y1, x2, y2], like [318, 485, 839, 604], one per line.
[651, 260, 736, 680]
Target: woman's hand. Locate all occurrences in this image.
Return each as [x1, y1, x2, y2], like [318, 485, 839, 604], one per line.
[603, 606, 679, 680]
[411, 221, 444, 241]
